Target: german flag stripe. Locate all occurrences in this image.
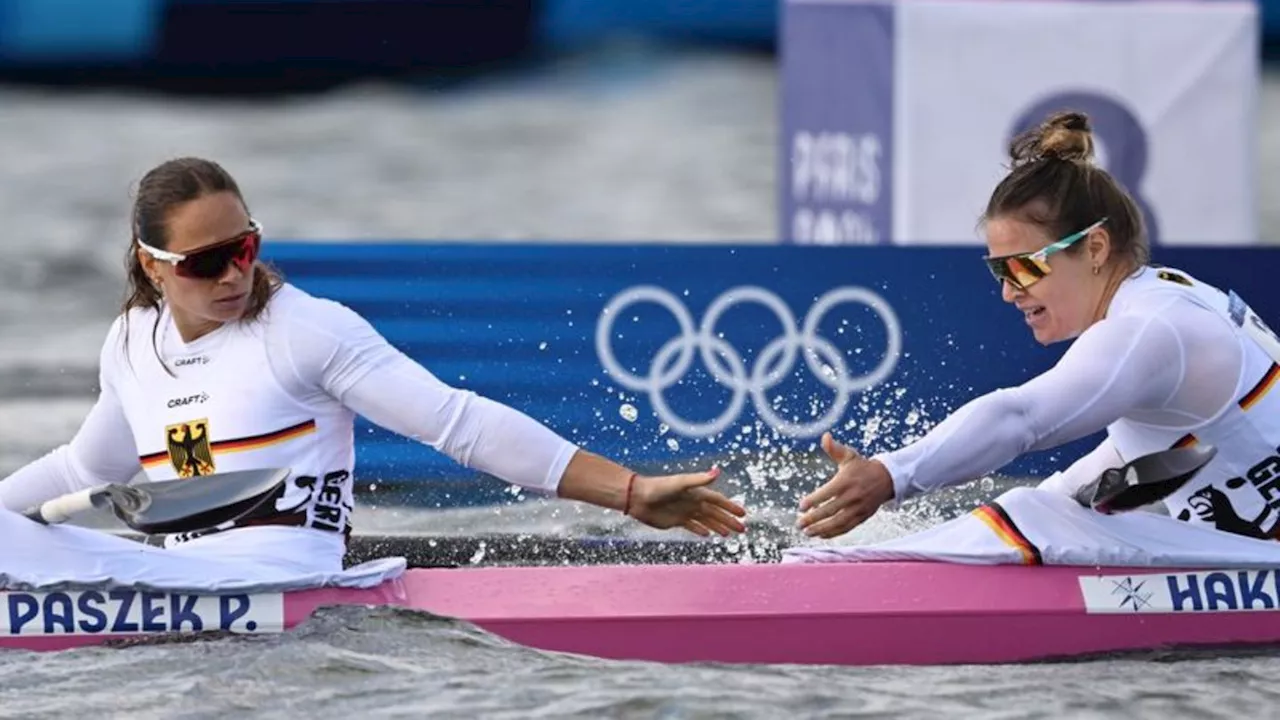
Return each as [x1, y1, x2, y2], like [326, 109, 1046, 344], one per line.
[1240, 363, 1280, 411]
[210, 419, 317, 454]
[139, 419, 317, 467]
[139, 450, 167, 466]
[1168, 363, 1280, 449]
[972, 501, 1043, 566]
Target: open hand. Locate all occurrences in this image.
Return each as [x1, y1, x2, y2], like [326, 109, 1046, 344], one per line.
[628, 466, 747, 537]
[796, 432, 895, 538]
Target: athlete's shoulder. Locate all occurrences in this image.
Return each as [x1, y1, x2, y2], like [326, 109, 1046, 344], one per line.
[102, 304, 163, 349]
[1110, 265, 1223, 313]
[1127, 264, 1203, 288]
[114, 303, 162, 331]
[1146, 265, 1203, 289]
[267, 282, 367, 326]
[260, 283, 389, 384]
[97, 305, 159, 377]
[262, 283, 381, 357]
[99, 313, 127, 363]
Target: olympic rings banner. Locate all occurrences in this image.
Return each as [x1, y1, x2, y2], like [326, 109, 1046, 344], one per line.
[265, 243, 1280, 508]
[780, 0, 1260, 246]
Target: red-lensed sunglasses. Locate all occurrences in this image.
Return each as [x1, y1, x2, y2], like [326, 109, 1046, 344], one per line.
[137, 220, 263, 280]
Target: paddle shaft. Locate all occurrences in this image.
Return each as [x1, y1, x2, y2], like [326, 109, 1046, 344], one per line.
[23, 487, 101, 525]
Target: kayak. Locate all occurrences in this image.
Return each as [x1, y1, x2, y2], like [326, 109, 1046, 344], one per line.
[7, 455, 1279, 664]
[4, 559, 1279, 665]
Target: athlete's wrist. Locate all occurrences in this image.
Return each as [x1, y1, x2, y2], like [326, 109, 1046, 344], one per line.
[870, 453, 906, 507]
[622, 472, 637, 516]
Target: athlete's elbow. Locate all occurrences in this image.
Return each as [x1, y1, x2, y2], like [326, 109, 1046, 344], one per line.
[435, 393, 494, 466]
[987, 388, 1041, 455]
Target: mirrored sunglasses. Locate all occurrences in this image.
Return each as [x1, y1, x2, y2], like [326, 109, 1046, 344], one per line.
[983, 218, 1107, 291]
[138, 220, 263, 280]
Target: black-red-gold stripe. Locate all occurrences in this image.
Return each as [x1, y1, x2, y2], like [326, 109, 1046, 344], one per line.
[140, 419, 316, 467]
[1170, 363, 1280, 449]
[972, 501, 1043, 565]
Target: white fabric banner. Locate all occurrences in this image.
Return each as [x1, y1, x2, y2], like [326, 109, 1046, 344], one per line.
[894, 0, 1258, 246]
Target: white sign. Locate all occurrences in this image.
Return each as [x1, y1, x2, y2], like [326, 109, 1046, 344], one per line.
[1079, 569, 1280, 614]
[782, 0, 1260, 245]
[0, 589, 285, 636]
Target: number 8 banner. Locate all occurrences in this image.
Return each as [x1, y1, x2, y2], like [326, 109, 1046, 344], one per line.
[781, 0, 1259, 246]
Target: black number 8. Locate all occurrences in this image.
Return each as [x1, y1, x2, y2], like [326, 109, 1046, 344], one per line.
[1010, 92, 1161, 246]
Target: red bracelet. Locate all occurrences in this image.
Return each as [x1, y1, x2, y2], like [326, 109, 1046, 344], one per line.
[623, 472, 637, 516]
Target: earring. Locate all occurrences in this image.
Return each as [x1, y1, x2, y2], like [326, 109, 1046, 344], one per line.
[1092, 265, 1100, 276]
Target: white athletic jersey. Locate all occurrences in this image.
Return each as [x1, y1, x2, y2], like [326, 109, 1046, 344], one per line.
[0, 283, 580, 550]
[876, 265, 1280, 539]
[1107, 269, 1280, 539]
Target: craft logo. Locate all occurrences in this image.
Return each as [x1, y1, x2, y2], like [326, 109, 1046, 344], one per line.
[166, 418, 215, 478]
[0, 589, 284, 636]
[1080, 570, 1280, 614]
[166, 392, 209, 409]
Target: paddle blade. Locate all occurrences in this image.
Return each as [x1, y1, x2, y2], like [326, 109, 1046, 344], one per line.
[105, 468, 290, 534]
[1079, 444, 1219, 514]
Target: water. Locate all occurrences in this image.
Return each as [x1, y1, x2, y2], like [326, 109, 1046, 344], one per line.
[3, 43, 1280, 718]
[5, 605, 1280, 719]
[6, 609, 1280, 720]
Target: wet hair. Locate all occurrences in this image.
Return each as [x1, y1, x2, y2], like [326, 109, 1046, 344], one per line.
[984, 110, 1149, 268]
[121, 157, 283, 373]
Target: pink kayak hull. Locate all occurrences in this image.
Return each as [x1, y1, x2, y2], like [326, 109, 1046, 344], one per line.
[3, 561, 1280, 664]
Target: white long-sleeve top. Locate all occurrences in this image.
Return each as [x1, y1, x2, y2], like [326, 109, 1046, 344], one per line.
[878, 265, 1280, 536]
[0, 283, 580, 537]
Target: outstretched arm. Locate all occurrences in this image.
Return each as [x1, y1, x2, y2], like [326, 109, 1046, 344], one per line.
[876, 312, 1185, 503]
[271, 296, 745, 536]
[552, 450, 744, 536]
[798, 312, 1187, 537]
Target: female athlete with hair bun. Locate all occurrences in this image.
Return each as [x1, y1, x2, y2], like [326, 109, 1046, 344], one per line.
[799, 111, 1280, 542]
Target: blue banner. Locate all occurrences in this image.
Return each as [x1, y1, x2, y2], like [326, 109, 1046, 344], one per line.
[262, 243, 1280, 507]
[781, 0, 893, 244]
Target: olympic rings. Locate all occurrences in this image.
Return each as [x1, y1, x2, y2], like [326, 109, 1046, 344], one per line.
[595, 285, 902, 438]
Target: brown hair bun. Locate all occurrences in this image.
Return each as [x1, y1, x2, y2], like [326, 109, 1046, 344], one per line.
[1009, 110, 1095, 167]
